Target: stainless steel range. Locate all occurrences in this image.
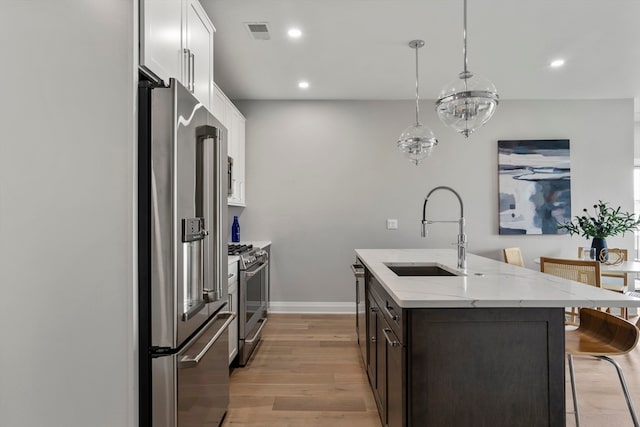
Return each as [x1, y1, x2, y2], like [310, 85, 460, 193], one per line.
[236, 247, 269, 366]
[228, 243, 254, 255]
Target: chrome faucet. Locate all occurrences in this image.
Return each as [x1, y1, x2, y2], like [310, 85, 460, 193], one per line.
[421, 186, 467, 270]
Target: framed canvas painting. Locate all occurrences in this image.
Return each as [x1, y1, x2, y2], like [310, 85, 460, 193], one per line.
[498, 140, 571, 235]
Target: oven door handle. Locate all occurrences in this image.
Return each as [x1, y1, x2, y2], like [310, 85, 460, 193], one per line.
[245, 261, 268, 279]
[179, 312, 236, 368]
[245, 318, 268, 345]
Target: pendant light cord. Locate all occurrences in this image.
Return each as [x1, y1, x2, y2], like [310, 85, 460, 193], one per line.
[462, 0, 468, 75]
[415, 43, 420, 125]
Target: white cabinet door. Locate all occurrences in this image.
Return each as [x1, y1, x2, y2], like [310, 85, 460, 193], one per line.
[140, 0, 182, 83]
[235, 111, 246, 205]
[184, 0, 214, 109]
[215, 84, 246, 207]
[141, 0, 214, 111]
[228, 106, 246, 206]
[211, 84, 228, 127]
[228, 108, 239, 204]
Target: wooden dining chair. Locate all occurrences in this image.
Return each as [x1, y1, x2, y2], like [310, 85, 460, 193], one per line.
[503, 247, 525, 267]
[566, 308, 640, 427]
[577, 247, 628, 287]
[577, 247, 629, 318]
[539, 257, 601, 324]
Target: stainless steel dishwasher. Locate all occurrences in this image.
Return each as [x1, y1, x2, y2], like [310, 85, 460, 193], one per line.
[352, 262, 366, 364]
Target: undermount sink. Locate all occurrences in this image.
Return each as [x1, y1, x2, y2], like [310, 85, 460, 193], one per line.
[385, 264, 460, 277]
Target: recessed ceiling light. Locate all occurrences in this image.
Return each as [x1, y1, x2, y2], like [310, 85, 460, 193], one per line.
[298, 81, 309, 89]
[288, 28, 302, 38]
[550, 59, 565, 68]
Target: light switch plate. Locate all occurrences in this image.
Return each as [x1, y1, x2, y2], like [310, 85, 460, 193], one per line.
[386, 219, 398, 230]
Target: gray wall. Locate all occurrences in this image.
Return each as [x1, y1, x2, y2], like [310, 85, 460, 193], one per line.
[0, 1, 136, 426]
[235, 99, 635, 306]
[635, 98, 640, 157]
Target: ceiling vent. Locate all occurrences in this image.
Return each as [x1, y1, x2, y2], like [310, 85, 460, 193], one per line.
[245, 22, 271, 40]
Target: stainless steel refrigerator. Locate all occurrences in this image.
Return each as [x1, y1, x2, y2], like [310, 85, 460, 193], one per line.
[138, 75, 233, 427]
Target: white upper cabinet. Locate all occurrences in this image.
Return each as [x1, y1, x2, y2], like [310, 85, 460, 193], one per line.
[213, 84, 246, 206]
[141, 0, 215, 110]
[230, 109, 246, 206]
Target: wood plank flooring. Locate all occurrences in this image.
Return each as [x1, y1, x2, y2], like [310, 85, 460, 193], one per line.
[222, 313, 640, 427]
[222, 314, 379, 426]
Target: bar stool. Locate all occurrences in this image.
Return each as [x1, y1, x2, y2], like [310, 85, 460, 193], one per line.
[566, 307, 640, 427]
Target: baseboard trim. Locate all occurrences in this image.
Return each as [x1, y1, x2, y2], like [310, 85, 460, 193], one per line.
[268, 301, 355, 314]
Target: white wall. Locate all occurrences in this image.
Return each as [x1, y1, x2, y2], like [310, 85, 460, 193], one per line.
[0, 1, 136, 426]
[235, 99, 635, 309]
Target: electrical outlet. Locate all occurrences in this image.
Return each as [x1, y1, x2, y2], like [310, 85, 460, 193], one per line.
[386, 219, 398, 230]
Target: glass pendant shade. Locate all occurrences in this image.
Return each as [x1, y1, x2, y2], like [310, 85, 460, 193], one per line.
[436, 71, 498, 137]
[397, 123, 438, 165]
[396, 39, 438, 165]
[436, 0, 498, 137]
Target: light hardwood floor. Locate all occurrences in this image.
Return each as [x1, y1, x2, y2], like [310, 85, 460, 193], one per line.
[222, 314, 640, 427]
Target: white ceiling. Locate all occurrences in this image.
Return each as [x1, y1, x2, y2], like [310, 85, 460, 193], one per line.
[201, 0, 640, 101]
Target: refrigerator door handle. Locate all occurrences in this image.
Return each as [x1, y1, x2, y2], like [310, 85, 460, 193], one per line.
[196, 125, 224, 303]
[179, 312, 236, 368]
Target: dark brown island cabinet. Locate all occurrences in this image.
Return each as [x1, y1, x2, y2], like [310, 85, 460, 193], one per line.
[361, 266, 566, 427]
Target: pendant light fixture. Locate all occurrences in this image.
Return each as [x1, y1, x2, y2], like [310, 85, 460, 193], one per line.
[435, 0, 499, 137]
[397, 40, 438, 165]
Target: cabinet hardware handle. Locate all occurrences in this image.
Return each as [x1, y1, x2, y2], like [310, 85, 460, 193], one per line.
[350, 264, 365, 278]
[183, 48, 191, 91]
[384, 304, 399, 321]
[383, 328, 401, 347]
[370, 306, 378, 313]
[370, 336, 376, 343]
[189, 52, 195, 93]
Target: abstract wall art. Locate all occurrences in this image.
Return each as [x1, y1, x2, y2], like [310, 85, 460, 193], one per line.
[498, 140, 571, 235]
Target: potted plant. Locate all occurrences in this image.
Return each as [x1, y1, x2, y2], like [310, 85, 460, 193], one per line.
[557, 201, 640, 261]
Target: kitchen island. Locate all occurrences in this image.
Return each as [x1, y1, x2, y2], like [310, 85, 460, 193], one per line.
[355, 249, 640, 427]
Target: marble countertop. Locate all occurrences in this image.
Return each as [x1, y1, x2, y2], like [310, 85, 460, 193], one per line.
[245, 240, 271, 249]
[355, 249, 640, 309]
